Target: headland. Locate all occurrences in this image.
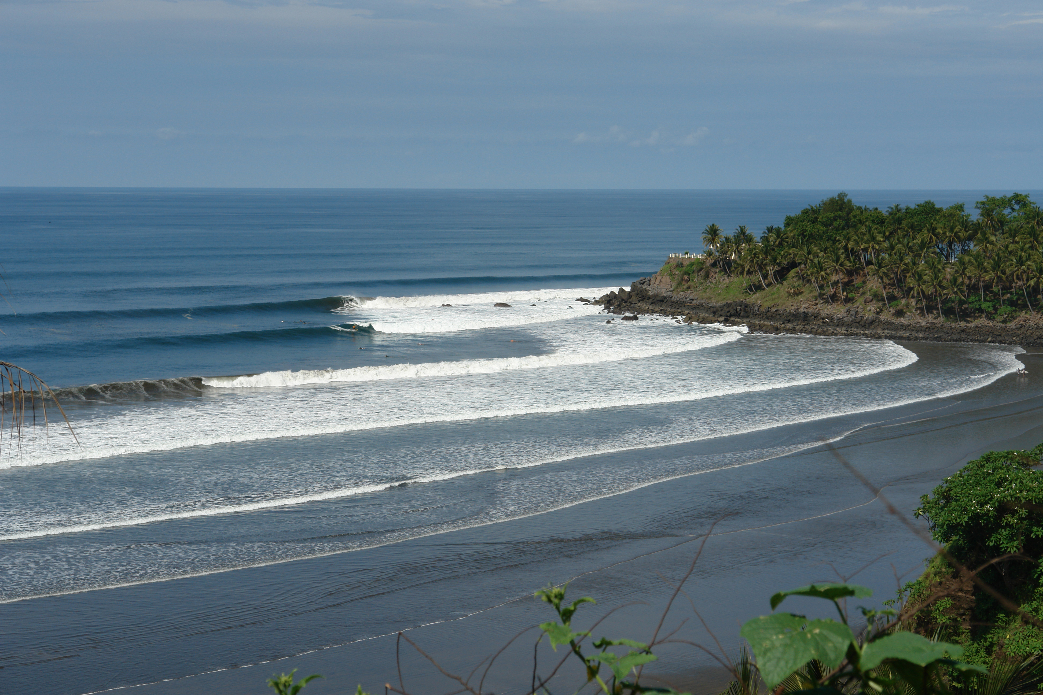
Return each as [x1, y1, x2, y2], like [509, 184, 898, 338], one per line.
[598, 191, 1043, 347]
[598, 274, 1043, 346]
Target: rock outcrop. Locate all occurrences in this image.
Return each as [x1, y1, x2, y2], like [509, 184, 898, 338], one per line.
[598, 277, 1043, 347]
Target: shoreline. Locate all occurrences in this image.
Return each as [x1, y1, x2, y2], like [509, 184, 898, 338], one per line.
[13, 343, 1042, 695]
[599, 274, 1043, 347]
[123, 352, 1043, 695]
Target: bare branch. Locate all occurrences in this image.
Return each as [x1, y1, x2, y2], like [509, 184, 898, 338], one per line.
[397, 632, 481, 695]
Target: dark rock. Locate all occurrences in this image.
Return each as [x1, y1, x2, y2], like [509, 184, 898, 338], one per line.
[494, 302, 512, 308]
[595, 274, 1043, 347]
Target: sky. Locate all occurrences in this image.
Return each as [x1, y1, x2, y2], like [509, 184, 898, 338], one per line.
[2, 0, 1041, 189]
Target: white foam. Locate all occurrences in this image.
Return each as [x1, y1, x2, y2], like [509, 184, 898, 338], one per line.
[203, 329, 742, 388]
[0, 335, 922, 468]
[337, 287, 616, 334]
[0, 343, 1024, 602]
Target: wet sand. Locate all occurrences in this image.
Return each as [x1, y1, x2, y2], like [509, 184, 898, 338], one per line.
[7, 344, 1043, 695]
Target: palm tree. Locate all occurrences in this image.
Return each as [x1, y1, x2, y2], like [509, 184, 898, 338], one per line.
[702, 224, 722, 256]
[745, 244, 770, 291]
[1011, 249, 1037, 313]
[925, 256, 946, 319]
[805, 256, 825, 298]
[825, 248, 850, 304]
[987, 252, 1009, 307]
[719, 235, 735, 273]
[907, 265, 932, 318]
[734, 225, 755, 250]
[1, 363, 76, 452]
[952, 254, 975, 318]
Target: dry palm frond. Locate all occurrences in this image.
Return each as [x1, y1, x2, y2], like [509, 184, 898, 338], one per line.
[963, 653, 1043, 695]
[719, 646, 761, 695]
[0, 361, 77, 451]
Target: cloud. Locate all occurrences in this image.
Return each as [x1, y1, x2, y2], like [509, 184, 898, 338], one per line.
[573, 125, 630, 144]
[877, 4, 966, 16]
[681, 127, 709, 146]
[1000, 11, 1043, 27]
[6, 0, 375, 26]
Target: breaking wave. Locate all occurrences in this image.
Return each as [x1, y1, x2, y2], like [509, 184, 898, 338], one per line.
[202, 329, 743, 388]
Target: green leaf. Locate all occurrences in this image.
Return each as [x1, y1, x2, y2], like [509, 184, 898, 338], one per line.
[590, 650, 658, 681]
[266, 670, 321, 695]
[769, 583, 873, 611]
[559, 596, 596, 624]
[859, 632, 963, 671]
[950, 662, 988, 675]
[290, 675, 322, 695]
[740, 613, 855, 689]
[539, 621, 587, 650]
[536, 585, 567, 610]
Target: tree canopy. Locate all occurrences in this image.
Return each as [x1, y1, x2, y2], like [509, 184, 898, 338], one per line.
[685, 192, 1043, 321]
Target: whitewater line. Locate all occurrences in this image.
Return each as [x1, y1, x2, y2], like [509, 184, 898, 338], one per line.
[1, 349, 1024, 603]
[202, 330, 744, 388]
[0, 437, 836, 604]
[1, 348, 1021, 543]
[1, 343, 916, 468]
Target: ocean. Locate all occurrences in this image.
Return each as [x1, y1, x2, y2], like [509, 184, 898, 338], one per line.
[1, 189, 1038, 695]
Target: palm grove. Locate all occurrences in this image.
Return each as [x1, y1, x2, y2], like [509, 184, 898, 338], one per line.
[688, 193, 1043, 321]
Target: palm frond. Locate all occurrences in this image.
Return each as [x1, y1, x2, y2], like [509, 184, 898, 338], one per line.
[0, 361, 78, 451]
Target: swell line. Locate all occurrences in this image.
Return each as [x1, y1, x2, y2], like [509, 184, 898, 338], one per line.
[0, 344, 1023, 602]
[5, 296, 351, 323]
[202, 330, 744, 388]
[3, 342, 918, 469]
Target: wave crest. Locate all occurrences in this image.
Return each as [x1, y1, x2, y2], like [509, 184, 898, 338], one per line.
[202, 329, 744, 388]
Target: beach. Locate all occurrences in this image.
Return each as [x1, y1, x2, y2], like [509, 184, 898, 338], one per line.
[2, 190, 1040, 695]
[1, 343, 1039, 695]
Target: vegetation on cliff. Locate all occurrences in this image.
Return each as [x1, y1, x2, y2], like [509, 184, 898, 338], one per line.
[902, 443, 1043, 670]
[665, 193, 1043, 323]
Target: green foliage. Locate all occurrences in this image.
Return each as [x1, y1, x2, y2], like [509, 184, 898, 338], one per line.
[770, 583, 873, 610]
[900, 443, 1043, 669]
[536, 584, 683, 695]
[740, 612, 853, 687]
[267, 669, 321, 695]
[963, 652, 1043, 695]
[683, 192, 1043, 319]
[967, 297, 995, 315]
[914, 448, 1043, 588]
[740, 582, 984, 694]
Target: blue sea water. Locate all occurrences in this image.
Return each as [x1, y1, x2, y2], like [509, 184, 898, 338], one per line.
[0, 189, 1035, 694]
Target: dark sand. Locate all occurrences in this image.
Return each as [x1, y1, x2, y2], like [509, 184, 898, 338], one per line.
[7, 345, 1043, 695]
